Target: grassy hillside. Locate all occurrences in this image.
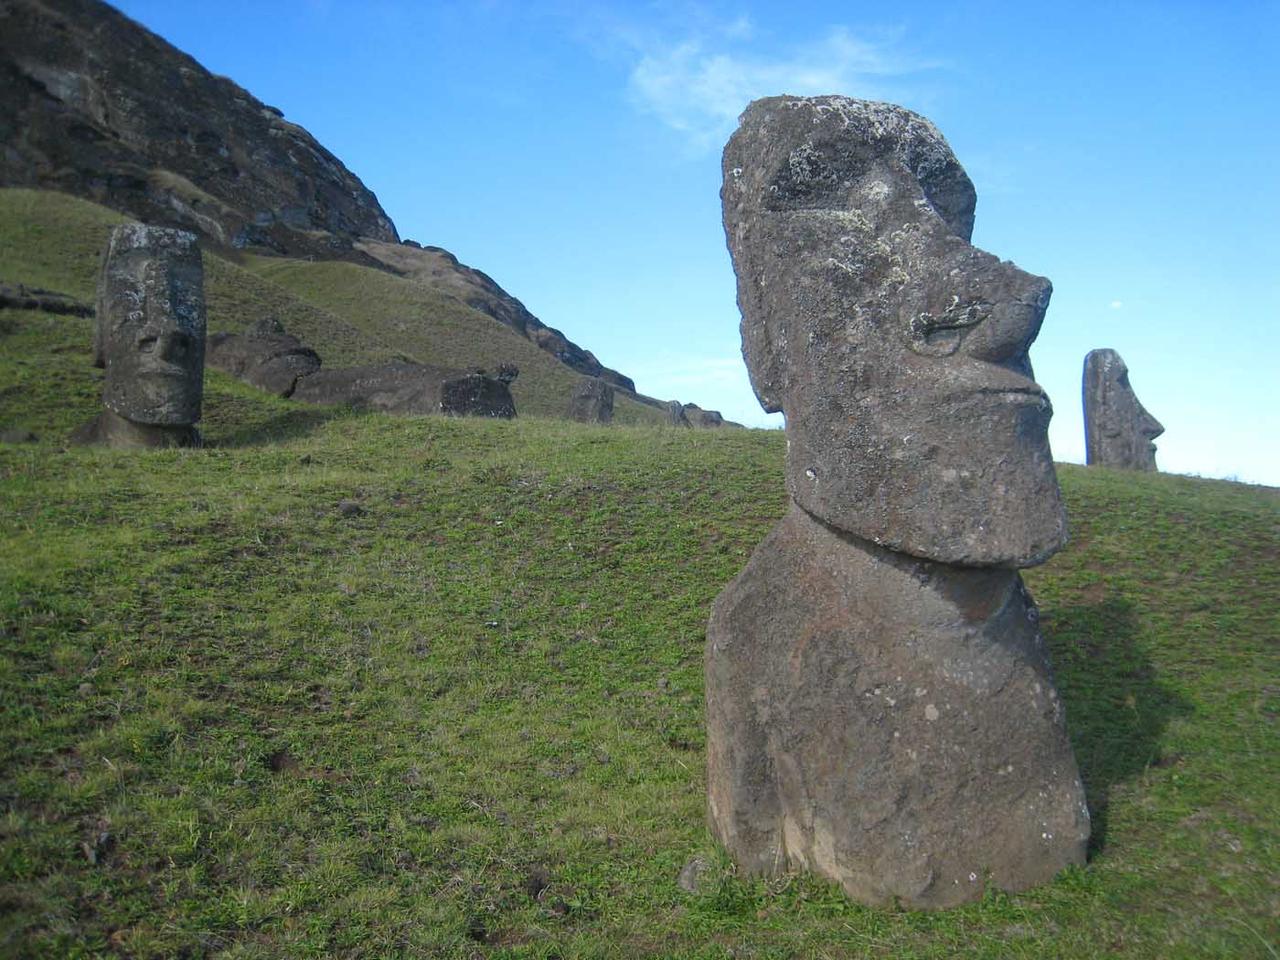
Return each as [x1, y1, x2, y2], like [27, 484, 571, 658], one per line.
[0, 189, 664, 424]
[2, 301, 1278, 958]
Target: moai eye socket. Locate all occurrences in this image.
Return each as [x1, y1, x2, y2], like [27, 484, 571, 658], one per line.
[906, 297, 990, 357]
[138, 336, 158, 353]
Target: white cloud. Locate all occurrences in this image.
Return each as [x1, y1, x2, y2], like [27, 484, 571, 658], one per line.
[1110, 300, 1124, 309]
[623, 21, 936, 152]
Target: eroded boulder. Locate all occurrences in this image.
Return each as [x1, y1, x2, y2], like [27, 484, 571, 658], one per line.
[567, 377, 614, 424]
[207, 318, 321, 397]
[291, 361, 515, 418]
[1083, 349, 1163, 471]
[706, 95, 1088, 909]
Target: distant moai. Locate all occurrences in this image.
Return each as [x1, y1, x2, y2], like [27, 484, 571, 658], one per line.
[567, 376, 614, 423]
[1083, 349, 1163, 471]
[666, 400, 691, 427]
[706, 96, 1089, 909]
[78, 223, 206, 447]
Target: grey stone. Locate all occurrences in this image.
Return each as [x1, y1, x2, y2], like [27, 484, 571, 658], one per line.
[707, 95, 1087, 909]
[291, 361, 516, 418]
[79, 223, 205, 448]
[70, 407, 200, 449]
[94, 223, 205, 423]
[0, 428, 38, 443]
[722, 95, 1065, 567]
[207, 318, 322, 397]
[677, 856, 714, 894]
[666, 400, 691, 427]
[567, 377, 614, 424]
[1083, 349, 1163, 471]
[707, 506, 1089, 908]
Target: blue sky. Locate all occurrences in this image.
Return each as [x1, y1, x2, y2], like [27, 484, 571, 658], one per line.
[113, 1, 1280, 484]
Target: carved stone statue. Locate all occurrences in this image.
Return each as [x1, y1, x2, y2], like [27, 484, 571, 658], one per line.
[78, 223, 206, 447]
[706, 96, 1089, 909]
[567, 376, 614, 424]
[1083, 349, 1163, 471]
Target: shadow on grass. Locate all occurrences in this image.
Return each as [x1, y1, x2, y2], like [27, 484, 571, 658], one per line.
[1041, 597, 1193, 855]
[206, 403, 358, 448]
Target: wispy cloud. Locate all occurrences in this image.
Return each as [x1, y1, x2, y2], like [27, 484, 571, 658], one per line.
[611, 16, 937, 152]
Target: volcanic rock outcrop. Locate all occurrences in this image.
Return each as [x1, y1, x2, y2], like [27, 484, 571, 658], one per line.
[1083, 348, 1163, 471]
[567, 377, 614, 424]
[0, 0, 397, 257]
[207, 318, 321, 397]
[77, 222, 205, 447]
[291, 361, 516, 418]
[705, 96, 1089, 909]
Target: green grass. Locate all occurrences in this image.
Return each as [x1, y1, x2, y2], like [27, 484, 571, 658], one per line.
[2, 189, 1278, 958]
[0, 188, 664, 425]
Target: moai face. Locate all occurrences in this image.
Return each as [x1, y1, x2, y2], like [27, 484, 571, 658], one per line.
[1084, 349, 1164, 470]
[723, 96, 1067, 567]
[98, 224, 206, 425]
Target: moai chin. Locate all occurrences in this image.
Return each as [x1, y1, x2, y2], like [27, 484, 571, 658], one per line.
[81, 223, 206, 447]
[706, 96, 1090, 909]
[1083, 348, 1163, 471]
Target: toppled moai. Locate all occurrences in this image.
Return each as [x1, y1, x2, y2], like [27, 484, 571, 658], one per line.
[706, 96, 1089, 909]
[1083, 349, 1163, 471]
[291, 361, 516, 418]
[567, 376, 614, 423]
[207, 318, 321, 397]
[77, 223, 206, 447]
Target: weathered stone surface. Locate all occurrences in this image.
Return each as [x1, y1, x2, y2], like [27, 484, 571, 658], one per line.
[708, 95, 1087, 909]
[70, 407, 199, 448]
[722, 95, 1066, 567]
[207, 318, 321, 397]
[706, 505, 1089, 908]
[95, 222, 205, 427]
[567, 377, 614, 424]
[0, 0, 397, 257]
[0, 428, 38, 443]
[666, 400, 691, 427]
[291, 361, 515, 418]
[1083, 349, 1163, 471]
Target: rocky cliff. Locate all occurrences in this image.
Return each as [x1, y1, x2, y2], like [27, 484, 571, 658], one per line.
[0, 0, 636, 392]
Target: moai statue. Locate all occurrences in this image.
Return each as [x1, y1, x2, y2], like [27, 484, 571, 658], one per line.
[666, 400, 691, 427]
[1083, 349, 1163, 471]
[78, 223, 206, 447]
[567, 376, 614, 424]
[706, 96, 1090, 909]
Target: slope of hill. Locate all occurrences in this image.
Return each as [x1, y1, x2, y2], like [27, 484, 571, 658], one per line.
[0, 188, 666, 426]
[2, 253, 1278, 956]
[0, 0, 640, 396]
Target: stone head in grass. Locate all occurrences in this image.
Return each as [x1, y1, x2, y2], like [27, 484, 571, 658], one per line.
[706, 96, 1090, 909]
[77, 223, 206, 447]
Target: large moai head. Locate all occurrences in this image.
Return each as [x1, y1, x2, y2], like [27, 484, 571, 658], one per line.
[1083, 349, 1163, 471]
[723, 96, 1066, 567]
[96, 223, 206, 426]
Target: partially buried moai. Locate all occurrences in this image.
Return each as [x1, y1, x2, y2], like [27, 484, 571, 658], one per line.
[705, 96, 1090, 909]
[1083, 348, 1163, 471]
[78, 223, 206, 447]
